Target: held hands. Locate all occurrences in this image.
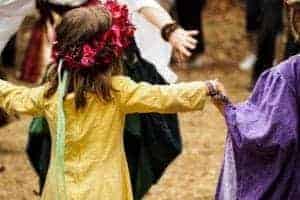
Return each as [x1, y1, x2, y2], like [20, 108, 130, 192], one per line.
[213, 82, 227, 116]
[205, 80, 228, 115]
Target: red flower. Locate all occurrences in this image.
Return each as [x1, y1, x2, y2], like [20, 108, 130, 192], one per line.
[81, 44, 96, 67]
[53, 0, 135, 70]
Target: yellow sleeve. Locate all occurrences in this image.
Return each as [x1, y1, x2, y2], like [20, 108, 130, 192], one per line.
[0, 80, 45, 116]
[113, 76, 208, 114]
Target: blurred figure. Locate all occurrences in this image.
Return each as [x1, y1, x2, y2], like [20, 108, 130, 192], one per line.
[284, 0, 300, 57]
[156, 0, 174, 11]
[240, 0, 284, 87]
[0, 0, 35, 177]
[0, 34, 16, 68]
[284, 32, 300, 58]
[176, 0, 207, 66]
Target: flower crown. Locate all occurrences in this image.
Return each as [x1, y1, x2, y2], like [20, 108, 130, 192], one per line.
[53, 0, 135, 69]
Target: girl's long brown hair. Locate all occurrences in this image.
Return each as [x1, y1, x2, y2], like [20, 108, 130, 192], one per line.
[44, 6, 122, 109]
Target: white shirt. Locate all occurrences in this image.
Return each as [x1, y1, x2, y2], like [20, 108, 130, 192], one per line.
[0, 0, 35, 52]
[126, 0, 177, 83]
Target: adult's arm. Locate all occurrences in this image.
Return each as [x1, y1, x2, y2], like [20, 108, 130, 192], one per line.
[129, 0, 198, 56]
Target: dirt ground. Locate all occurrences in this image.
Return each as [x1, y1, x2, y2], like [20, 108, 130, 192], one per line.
[0, 1, 252, 200]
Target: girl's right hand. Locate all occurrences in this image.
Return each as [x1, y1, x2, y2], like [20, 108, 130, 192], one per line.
[206, 81, 228, 115]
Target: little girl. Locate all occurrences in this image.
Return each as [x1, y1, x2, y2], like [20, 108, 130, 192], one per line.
[0, 4, 223, 200]
[24, 1, 199, 198]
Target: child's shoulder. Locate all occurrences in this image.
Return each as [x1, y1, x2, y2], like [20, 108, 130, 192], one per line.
[111, 75, 136, 89]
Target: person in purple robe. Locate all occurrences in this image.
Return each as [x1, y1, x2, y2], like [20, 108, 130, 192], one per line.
[216, 1, 300, 199]
[217, 55, 300, 199]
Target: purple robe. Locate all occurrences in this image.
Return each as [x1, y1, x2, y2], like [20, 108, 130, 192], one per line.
[216, 55, 300, 200]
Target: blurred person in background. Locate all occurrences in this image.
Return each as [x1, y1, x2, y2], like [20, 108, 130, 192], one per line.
[239, 0, 284, 88]
[176, 0, 207, 67]
[240, 0, 300, 88]
[0, 0, 35, 173]
[1, 35, 16, 68]
[156, 0, 174, 11]
[284, 0, 300, 57]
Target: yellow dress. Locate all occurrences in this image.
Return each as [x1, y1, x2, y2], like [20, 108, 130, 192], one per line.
[0, 76, 208, 200]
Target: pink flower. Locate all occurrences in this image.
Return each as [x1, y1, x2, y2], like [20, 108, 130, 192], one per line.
[82, 44, 96, 58]
[53, 0, 135, 70]
[80, 44, 96, 67]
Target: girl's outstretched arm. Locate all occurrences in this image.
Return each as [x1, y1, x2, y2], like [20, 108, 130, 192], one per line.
[114, 76, 213, 114]
[0, 80, 45, 116]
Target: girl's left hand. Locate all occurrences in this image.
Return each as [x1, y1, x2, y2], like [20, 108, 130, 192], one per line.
[169, 28, 198, 57]
[210, 81, 228, 116]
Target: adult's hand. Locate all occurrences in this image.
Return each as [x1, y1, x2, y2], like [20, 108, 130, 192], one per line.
[286, 0, 300, 6]
[169, 28, 198, 57]
[138, 5, 198, 57]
